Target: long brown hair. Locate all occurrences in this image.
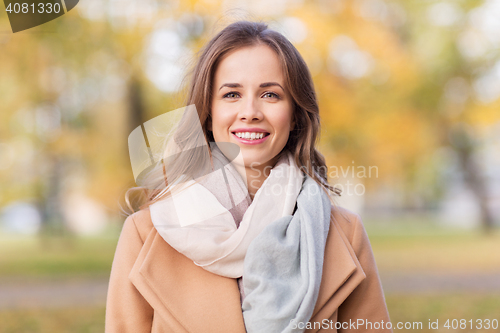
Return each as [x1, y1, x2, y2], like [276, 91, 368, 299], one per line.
[123, 20, 340, 215]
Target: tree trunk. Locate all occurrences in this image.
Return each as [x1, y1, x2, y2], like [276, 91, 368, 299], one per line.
[451, 126, 494, 233]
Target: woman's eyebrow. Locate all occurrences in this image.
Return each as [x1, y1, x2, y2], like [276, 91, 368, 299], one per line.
[219, 83, 242, 91]
[260, 82, 284, 91]
[218, 82, 284, 91]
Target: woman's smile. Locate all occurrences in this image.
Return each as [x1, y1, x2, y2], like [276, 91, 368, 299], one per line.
[231, 127, 270, 144]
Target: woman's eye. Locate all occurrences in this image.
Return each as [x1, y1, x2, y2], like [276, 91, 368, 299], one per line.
[223, 92, 240, 99]
[263, 92, 280, 99]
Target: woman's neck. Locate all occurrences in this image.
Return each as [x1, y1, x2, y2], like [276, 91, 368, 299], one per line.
[232, 156, 279, 200]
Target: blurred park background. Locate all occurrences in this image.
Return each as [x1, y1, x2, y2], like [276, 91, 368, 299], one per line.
[1, 0, 500, 332]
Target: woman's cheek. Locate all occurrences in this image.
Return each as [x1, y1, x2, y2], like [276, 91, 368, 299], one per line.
[275, 110, 294, 131]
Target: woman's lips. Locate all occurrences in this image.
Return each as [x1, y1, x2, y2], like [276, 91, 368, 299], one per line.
[231, 132, 270, 145]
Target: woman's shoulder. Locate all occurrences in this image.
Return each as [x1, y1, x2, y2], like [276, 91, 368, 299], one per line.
[329, 204, 366, 244]
[122, 208, 155, 243]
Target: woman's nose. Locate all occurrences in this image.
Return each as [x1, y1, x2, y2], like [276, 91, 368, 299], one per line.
[238, 97, 262, 121]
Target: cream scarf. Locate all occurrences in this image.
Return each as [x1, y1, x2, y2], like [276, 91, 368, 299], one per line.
[149, 145, 303, 278]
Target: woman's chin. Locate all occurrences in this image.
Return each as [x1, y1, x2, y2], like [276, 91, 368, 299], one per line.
[243, 155, 279, 173]
[228, 152, 270, 169]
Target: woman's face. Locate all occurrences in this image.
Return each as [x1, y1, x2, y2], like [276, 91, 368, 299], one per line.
[210, 44, 294, 171]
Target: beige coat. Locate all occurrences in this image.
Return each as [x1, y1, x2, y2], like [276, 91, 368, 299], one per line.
[105, 206, 392, 332]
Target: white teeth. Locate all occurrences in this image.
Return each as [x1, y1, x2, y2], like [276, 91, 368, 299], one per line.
[234, 132, 267, 140]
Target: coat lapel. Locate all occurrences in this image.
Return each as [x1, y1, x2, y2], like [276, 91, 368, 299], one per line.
[130, 210, 365, 333]
[307, 214, 367, 331]
[129, 229, 247, 333]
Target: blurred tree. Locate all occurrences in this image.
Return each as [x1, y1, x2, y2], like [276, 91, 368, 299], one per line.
[1, 0, 498, 233]
[398, 0, 499, 231]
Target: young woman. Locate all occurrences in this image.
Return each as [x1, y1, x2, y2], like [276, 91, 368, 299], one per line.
[106, 20, 392, 333]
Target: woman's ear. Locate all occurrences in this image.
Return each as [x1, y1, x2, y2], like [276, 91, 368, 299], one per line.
[207, 114, 212, 131]
[290, 115, 295, 131]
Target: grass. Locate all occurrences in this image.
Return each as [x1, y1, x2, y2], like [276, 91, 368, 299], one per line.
[364, 219, 500, 274]
[386, 293, 500, 332]
[0, 233, 119, 278]
[0, 307, 105, 333]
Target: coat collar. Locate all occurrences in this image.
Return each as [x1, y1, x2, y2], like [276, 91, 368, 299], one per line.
[129, 210, 366, 333]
